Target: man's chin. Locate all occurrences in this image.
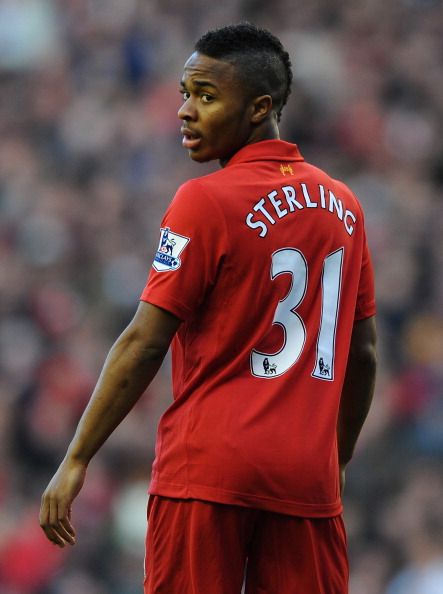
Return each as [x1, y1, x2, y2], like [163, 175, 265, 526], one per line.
[187, 149, 213, 163]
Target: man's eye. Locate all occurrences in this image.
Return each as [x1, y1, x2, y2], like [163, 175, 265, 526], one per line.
[201, 94, 214, 103]
[180, 90, 190, 100]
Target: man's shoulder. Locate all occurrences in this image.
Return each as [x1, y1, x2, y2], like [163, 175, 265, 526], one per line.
[170, 173, 226, 219]
[174, 168, 232, 205]
[174, 174, 213, 201]
[303, 161, 363, 207]
[193, 166, 233, 186]
[302, 160, 348, 189]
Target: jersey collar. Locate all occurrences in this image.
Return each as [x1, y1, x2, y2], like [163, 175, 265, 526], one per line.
[225, 139, 304, 167]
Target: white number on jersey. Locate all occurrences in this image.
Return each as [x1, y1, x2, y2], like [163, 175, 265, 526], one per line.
[251, 247, 344, 380]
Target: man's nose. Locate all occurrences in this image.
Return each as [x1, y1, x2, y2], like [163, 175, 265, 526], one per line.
[178, 98, 197, 121]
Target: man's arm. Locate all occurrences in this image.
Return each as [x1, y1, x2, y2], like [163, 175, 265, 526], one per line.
[39, 301, 181, 547]
[337, 316, 377, 493]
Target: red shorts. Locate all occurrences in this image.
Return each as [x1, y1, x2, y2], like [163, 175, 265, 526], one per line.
[144, 496, 348, 594]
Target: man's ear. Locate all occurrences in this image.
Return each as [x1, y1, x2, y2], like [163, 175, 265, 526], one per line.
[250, 95, 273, 124]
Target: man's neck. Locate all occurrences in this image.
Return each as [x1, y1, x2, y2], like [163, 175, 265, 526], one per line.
[219, 120, 280, 168]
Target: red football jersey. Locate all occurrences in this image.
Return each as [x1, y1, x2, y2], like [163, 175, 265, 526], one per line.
[141, 140, 375, 517]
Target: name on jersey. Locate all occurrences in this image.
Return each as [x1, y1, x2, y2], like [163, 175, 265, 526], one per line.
[245, 183, 356, 238]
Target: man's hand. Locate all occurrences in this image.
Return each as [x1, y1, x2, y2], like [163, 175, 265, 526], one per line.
[39, 458, 87, 547]
[38, 303, 180, 547]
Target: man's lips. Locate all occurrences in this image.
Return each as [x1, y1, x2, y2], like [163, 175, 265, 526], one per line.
[181, 127, 201, 149]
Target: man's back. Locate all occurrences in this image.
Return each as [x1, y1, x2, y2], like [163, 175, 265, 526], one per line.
[142, 139, 375, 517]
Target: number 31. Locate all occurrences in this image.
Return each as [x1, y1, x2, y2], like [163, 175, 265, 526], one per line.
[251, 247, 344, 380]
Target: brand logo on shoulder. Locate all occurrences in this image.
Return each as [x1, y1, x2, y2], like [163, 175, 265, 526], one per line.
[152, 227, 190, 272]
[280, 163, 293, 176]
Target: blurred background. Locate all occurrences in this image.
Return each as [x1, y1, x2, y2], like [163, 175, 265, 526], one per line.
[1, 1, 443, 593]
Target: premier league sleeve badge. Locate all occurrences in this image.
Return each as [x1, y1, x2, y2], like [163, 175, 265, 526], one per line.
[152, 227, 190, 272]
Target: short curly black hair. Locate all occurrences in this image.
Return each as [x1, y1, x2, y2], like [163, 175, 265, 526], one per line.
[195, 23, 293, 122]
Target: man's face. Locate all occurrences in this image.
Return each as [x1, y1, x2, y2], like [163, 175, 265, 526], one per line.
[178, 52, 254, 164]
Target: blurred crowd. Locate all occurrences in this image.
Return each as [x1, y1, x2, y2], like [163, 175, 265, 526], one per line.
[1, 1, 443, 593]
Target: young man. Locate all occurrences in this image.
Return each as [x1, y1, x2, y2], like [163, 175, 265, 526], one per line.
[40, 24, 377, 594]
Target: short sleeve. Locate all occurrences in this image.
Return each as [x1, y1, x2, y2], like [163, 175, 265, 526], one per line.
[140, 179, 228, 320]
[354, 230, 376, 321]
